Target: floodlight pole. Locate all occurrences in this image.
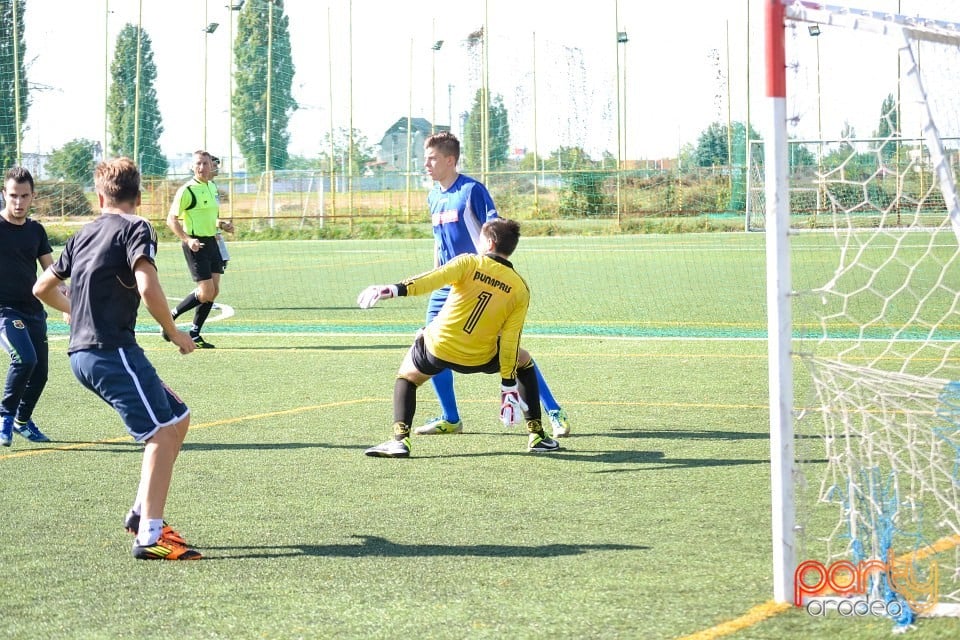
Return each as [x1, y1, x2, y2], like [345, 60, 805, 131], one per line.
[614, 0, 626, 227]
[104, 0, 110, 159]
[12, 0, 21, 164]
[228, 0, 244, 220]
[133, 0, 143, 165]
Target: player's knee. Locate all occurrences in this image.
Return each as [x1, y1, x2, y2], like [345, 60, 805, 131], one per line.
[10, 354, 38, 371]
[518, 350, 534, 369]
[397, 372, 426, 387]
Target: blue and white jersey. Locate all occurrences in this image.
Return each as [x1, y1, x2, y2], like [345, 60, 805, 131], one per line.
[428, 173, 499, 266]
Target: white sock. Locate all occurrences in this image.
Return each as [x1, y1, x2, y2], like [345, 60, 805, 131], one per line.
[136, 518, 164, 546]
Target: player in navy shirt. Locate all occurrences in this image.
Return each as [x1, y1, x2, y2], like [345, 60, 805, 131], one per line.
[0, 167, 54, 446]
[416, 132, 570, 438]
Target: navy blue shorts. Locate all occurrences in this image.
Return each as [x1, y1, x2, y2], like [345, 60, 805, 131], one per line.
[69, 346, 189, 442]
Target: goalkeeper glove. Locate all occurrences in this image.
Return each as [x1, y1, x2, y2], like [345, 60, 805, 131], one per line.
[357, 285, 398, 309]
[499, 384, 528, 427]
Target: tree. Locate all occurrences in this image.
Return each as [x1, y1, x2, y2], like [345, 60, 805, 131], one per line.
[46, 139, 97, 185]
[233, 0, 298, 174]
[874, 92, 900, 164]
[319, 127, 376, 176]
[107, 24, 167, 177]
[462, 90, 510, 171]
[0, 0, 28, 170]
[692, 121, 762, 168]
[546, 146, 594, 170]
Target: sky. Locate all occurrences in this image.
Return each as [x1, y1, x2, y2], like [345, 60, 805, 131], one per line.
[16, 0, 960, 167]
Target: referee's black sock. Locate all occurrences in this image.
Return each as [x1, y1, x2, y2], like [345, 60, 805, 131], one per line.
[192, 301, 214, 335]
[173, 291, 201, 320]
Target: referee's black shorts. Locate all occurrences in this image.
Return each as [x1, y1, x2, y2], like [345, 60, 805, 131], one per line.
[182, 236, 224, 282]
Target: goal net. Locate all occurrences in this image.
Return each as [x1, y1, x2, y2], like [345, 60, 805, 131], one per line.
[766, 0, 960, 625]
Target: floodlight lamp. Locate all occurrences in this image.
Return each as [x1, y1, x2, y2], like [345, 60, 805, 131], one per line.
[230, 0, 245, 9]
[808, 25, 821, 36]
[432, 40, 444, 51]
[617, 31, 629, 44]
[205, 22, 220, 34]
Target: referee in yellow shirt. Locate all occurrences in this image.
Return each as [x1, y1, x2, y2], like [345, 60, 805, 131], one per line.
[357, 218, 560, 457]
[165, 150, 233, 348]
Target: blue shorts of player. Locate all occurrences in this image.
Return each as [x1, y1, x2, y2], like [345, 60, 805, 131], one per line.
[410, 333, 500, 377]
[69, 346, 189, 443]
[0, 308, 49, 418]
[182, 236, 225, 282]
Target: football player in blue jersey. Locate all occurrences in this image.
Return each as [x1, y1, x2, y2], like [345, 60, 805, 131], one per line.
[416, 132, 570, 439]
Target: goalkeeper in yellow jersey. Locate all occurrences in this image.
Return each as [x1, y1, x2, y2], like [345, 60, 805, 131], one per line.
[357, 218, 560, 457]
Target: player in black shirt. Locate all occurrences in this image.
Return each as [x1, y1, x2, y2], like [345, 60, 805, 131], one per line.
[0, 167, 53, 447]
[34, 158, 202, 561]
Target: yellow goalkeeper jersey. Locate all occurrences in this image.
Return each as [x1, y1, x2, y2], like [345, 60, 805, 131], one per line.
[401, 253, 530, 380]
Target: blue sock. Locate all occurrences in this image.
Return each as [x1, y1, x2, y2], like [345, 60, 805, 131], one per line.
[535, 364, 560, 413]
[430, 368, 461, 423]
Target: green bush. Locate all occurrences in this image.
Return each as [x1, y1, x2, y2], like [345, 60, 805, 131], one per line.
[34, 182, 94, 218]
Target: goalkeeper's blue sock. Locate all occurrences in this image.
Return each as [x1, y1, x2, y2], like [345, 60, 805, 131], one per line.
[534, 363, 560, 413]
[429, 368, 460, 423]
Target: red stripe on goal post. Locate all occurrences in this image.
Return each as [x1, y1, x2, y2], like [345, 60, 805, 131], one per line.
[766, 0, 787, 98]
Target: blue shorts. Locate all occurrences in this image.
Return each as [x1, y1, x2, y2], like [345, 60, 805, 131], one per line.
[69, 346, 189, 442]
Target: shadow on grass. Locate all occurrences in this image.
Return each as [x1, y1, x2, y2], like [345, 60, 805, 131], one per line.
[607, 428, 769, 441]
[148, 337, 407, 352]
[224, 344, 408, 352]
[414, 448, 766, 470]
[605, 428, 821, 442]
[203, 534, 650, 560]
[241, 306, 356, 311]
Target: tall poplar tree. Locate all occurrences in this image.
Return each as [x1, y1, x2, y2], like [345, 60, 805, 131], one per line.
[462, 90, 510, 172]
[0, 0, 28, 169]
[233, 0, 297, 173]
[107, 24, 167, 176]
[874, 93, 900, 164]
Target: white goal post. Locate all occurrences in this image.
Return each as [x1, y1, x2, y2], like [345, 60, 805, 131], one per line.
[766, 0, 960, 624]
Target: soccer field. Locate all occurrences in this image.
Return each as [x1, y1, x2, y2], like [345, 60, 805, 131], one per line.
[1, 235, 956, 638]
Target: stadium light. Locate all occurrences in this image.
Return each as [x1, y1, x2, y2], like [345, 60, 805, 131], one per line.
[205, 22, 220, 34]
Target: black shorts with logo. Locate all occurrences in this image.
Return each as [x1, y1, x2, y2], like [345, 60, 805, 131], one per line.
[410, 333, 501, 376]
[182, 236, 224, 282]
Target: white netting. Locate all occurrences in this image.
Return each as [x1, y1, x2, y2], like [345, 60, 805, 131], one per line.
[776, 0, 960, 622]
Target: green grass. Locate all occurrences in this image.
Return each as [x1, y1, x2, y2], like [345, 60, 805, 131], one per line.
[2, 232, 958, 639]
